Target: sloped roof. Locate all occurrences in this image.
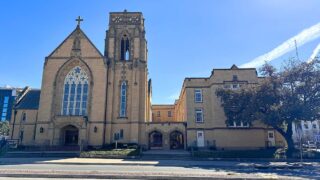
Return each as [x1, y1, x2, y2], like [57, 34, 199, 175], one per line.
[47, 26, 104, 58]
[15, 90, 41, 110]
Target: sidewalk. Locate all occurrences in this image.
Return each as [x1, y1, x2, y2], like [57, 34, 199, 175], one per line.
[0, 157, 316, 167]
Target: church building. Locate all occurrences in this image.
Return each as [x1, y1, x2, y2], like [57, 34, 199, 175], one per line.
[10, 11, 286, 150]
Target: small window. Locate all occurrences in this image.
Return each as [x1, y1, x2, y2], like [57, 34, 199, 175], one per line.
[224, 84, 231, 89]
[157, 111, 160, 117]
[312, 124, 317, 129]
[120, 129, 124, 139]
[194, 89, 203, 103]
[94, 126, 98, 133]
[40, 127, 44, 133]
[195, 108, 203, 123]
[22, 112, 26, 121]
[232, 84, 239, 89]
[3, 96, 9, 104]
[19, 131, 24, 141]
[304, 122, 309, 129]
[268, 132, 274, 138]
[168, 111, 172, 117]
[233, 75, 238, 81]
[228, 121, 249, 128]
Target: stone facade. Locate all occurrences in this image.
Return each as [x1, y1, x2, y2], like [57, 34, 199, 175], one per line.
[10, 11, 286, 150]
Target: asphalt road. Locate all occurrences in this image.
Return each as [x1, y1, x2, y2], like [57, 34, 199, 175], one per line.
[0, 159, 319, 179]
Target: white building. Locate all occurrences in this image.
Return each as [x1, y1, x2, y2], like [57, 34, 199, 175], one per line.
[292, 120, 320, 144]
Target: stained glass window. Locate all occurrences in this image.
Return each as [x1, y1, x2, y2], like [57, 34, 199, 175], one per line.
[120, 81, 127, 117]
[61, 66, 89, 116]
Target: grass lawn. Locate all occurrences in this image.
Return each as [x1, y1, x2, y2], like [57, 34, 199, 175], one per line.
[81, 148, 140, 158]
[193, 149, 277, 159]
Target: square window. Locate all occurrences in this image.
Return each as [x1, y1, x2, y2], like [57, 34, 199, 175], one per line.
[232, 84, 239, 89]
[268, 132, 274, 138]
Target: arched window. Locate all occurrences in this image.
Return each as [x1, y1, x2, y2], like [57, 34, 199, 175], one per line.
[39, 127, 44, 133]
[62, 66, 89, 116]
[120, 35, 130, 60]
[22, 112, 26, 121]
[119, 81, 127, 117]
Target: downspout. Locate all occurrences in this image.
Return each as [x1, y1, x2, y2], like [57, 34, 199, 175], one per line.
[103, 60, 110, 145]
[11, 109, 17, 139]
[33, 111, 39, 141]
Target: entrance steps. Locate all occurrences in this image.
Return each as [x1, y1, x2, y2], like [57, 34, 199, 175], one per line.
[141, 150, 191, 160]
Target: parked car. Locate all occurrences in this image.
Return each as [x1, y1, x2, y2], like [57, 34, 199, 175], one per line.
[306, 141, 317, 149]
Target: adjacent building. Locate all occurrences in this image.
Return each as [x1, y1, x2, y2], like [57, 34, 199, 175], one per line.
[292, 121, 320, 144]
[0, 87, 19, 121]
[9, 11, 286, 150]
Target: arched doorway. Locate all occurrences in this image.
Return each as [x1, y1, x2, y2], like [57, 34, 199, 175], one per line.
[149, 131, 163, 149]
[170, 131, 184, 150]
[62, 125, 79, 145]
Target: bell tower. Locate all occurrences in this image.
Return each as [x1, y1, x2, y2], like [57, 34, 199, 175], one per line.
[104, 10, 151, 144]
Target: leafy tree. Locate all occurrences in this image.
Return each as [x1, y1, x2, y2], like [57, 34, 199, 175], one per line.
[216, 59, 320, 156]
[0, 121, 10, 136]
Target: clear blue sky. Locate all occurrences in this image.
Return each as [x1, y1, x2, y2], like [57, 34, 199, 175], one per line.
[1, 0, 320, 104]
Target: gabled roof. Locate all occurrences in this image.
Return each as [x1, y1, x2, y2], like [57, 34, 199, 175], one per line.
[230, 64, 239, 69]
[47, 25, 104, 58]
[15, 90, 41, 110]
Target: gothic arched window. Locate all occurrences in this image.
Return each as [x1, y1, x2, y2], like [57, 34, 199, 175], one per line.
[121, 35, 130, 60]
[119, 81, 127, 117]
[62, 66, 89, 116]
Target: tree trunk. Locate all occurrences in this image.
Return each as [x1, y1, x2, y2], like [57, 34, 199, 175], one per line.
[284, 124, 295, 158]
[274, 125, 295, 158]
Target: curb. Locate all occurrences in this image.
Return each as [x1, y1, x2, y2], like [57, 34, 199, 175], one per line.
[0, 172, 231, 180]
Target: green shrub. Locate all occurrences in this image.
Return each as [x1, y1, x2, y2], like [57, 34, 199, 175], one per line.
[81, 148, 140, 158]
[193, 148, 277, 158]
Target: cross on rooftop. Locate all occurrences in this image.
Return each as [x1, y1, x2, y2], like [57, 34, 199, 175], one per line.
[76, 16, 83, 26]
